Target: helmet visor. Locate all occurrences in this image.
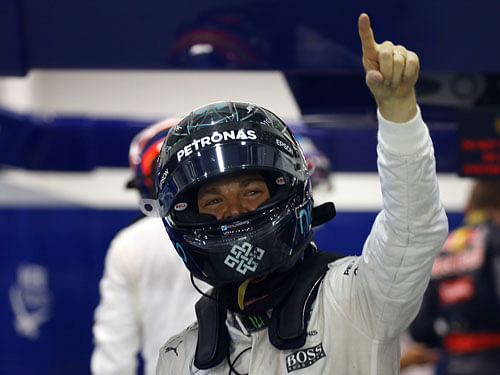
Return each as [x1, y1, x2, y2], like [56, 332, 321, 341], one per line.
[157, 140, 307, 217]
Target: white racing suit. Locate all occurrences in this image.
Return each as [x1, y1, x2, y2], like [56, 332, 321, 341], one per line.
[156, 108, 449, 375]
[91, 217, 206, 375]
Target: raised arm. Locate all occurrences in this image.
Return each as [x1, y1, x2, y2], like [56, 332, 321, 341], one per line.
[324, 13, 448, 341]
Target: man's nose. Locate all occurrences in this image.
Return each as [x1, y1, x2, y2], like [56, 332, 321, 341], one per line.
[224, 199, 247, 219]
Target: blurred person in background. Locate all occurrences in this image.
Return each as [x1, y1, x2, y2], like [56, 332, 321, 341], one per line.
[91, 118, 206, 375]
[153, 13, 448, 374]
[404, 180, 500, 375]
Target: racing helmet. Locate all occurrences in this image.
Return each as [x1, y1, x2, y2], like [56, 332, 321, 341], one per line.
[154, 102, 314, 287]
[126, 118, 180, 199]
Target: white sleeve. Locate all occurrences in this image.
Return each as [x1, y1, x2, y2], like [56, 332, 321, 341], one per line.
[325, 107, 449, 341]
[91, 233, 140, 375]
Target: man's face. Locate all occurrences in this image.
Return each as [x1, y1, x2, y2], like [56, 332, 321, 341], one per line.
[197, 173, 270, 221]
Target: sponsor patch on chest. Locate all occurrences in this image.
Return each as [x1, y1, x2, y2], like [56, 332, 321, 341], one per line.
[285, 343, 326, 373]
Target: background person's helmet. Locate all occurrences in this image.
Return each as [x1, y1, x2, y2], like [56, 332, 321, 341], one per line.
[295, 134, 332, 189]
[154, 102, 314, 287]
[126, 118, 180, 199]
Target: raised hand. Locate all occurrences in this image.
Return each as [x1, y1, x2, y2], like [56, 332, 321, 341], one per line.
[358, 13, 419, 122]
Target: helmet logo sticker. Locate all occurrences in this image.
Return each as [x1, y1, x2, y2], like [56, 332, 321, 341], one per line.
[159, 168, 169, 190]
[174, 202, 188, 211]
[298, 205, 312, 235]
[275, 138, 293, 155]
[176, 129, 257, 162]
[175, 242, 187, 263]
[221, 220, 249, 232]
[224, 242, 265, 275]
[275, 176, 286, 185]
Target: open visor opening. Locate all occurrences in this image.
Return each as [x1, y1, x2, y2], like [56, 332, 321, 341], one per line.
[157, 141, 307, 218]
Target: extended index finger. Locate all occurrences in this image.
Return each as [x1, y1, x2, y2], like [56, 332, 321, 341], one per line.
[358, 13, 377, 55]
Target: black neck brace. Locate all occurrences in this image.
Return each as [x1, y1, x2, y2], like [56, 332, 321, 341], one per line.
[193, 249, 345, 370]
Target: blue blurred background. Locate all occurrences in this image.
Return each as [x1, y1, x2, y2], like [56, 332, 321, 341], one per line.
[1, 0, 499, 373]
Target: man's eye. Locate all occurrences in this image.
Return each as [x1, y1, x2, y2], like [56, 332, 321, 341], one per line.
[246, 189, 261, 197]
[205, 198, 221, 206]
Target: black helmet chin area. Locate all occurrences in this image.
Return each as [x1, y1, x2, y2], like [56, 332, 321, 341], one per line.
[169, 198, 312, 287]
